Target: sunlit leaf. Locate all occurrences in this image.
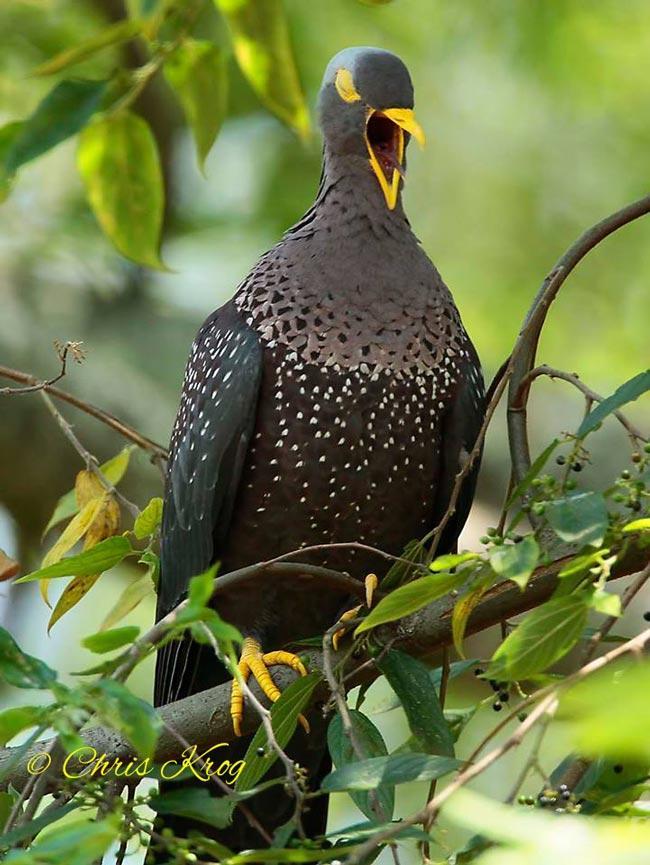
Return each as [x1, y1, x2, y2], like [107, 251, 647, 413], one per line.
[588, 588, 621, 617]
[577, 370, 650, 438]
[77, 111, 165, 268]
[430, 551, 480, 572]
[165, 39, 228, 170]
[17, 536, 133, 583]
[215, 0, 309, 138]
[133, 497, 163, 539]
[327, 710, 393, 821]
[0, 627, 56, 689]
[622, 517, 650, 533]
[33, 19, 143, 76]
[82, 625, 140, 653]
[489, 535, 539, 590]
[378, 650, 454, 756]
[321, 753, 460, 792]
[355, 571, 465, 635]
[545, 492, 608, 548]
[42, 497, 104, 569]
[487, 595, 589, 681]
[4, 79, 107, 174]
[44, 447, 134, 536]
[100, 574, 154, 631]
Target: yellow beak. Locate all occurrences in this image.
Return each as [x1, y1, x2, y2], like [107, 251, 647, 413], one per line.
[365, 107, 426, 210]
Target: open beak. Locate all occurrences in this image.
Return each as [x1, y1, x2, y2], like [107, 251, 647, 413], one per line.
[364, 107, 426, 210]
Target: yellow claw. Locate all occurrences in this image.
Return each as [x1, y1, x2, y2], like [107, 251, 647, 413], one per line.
[332, 605, 362, 651]
[365, 573, 378, 609]
[230, 637, 310, 736]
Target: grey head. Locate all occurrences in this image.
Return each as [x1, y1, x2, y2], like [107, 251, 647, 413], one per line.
[318, 47, 425, 210]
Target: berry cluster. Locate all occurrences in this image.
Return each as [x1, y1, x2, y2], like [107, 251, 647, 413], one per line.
[518, 784, 582, 813]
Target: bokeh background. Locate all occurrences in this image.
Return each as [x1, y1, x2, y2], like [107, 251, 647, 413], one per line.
[1, 1, 648, 861]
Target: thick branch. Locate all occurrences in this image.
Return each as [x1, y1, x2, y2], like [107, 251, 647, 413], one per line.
[2, 540, 645, 793]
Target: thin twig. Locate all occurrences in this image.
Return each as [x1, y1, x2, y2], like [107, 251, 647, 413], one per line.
[345, 627, 650, 864]
[0, 364, 168, 462]
[0, 341, 84, 396]
[516, 365, 647, 448]
[40, 391, 139, 519]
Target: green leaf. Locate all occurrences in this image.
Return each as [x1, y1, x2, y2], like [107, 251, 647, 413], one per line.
[3, 815, 119, 865]
[355, 571, 465, 635]
[44, 447, 134, 536]
[321, 753, 460, 792]
[429, 551, 480, 572]
[4, 79, 107, 174]
[100, 574, 154, 631]
[150, 786, 231, 829]
[505, 438, 559, 509]
[489, 535, 539, 590]
[381, 539, 427, 590]
[16, 536, 132, 583]
[487, 595, 589, 681]
[133, 496, 164, 539]
[378, 650, 454, 757]
[559, 660, 650, 762]
[77, 111, 165, 268]
[327, 710, 393, 821]
[0, 802, 79, 854]
[589, 589, 621, 617]
[188, 565, 218, 608]
[0, 706, 44, 747]
[82, 625, 140, 653]
[91, 679, 161, 759]
[215, 0, 309, 138]
[545, 492, 609, 548]
[236, 672, 321, 794]
[0, 628, 57, 689]
[558, 548, 610, 579]
[165, 39, 228, 170]
[577, 370, 650, 438]
[33, 19, 143, 76]
[0, 123, 23, 201]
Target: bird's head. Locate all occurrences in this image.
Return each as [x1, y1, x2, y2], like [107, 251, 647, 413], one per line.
[318, 47, 425, 210]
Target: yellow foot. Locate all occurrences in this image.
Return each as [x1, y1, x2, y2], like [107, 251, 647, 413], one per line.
[230, 637, 309, 737]
[332, 573, 378, 651]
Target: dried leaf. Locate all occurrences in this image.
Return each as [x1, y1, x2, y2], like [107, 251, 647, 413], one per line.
[47, 573, 100, 632]
[0, 549, 20, 582]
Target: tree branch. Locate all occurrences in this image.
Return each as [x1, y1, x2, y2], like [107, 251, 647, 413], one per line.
[1, 540, 645, 793]
[0, 364, 168, 464]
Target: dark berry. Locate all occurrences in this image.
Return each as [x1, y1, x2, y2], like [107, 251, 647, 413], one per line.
[621, 469, 631, 480]
[498, 691, 510, 702]
[632, 452, 641, 463]
[556, 455, 566, 465]
[561, 790, 571, 800]
[256, 747, 266, 757]
[493, 701, 502, 712]
[474, 667, 485, 676]
[643, 611, 650, 622]
[572, 462, 582, 472]
[489, 679, 499, 691]
[518, 712, 528, 722]
[613, 764, 624, 774]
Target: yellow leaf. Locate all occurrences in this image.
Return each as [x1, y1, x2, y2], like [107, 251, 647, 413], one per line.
[100, 576, 153, 631]
[75, 470, 104, 508]
[0, 549, 20, 582]
[47, 573, 100, 632]
[40, 497, 104, 606]
[451, 569, 493, 659]
[84, 495, 120, 549]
